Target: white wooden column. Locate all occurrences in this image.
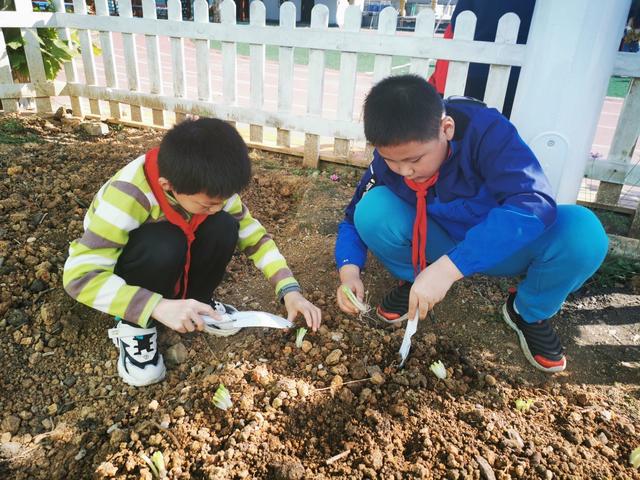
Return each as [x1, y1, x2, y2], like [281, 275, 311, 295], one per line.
[15, 0, 52, 112]
[409, 8, 435, 77]
[483, 13, 519, 113]
[249, 1, 266, 142]
[194, 0, 212, 107]
[333, 5, 360, 159]
[95, 0, 121, 119]
[168, 0, 187, 124]
[119, 0, 143, 122]
[443, 10, 475, 96]
[277, 1, 296, 147]
[72, 0, 100, 116]
[53, 0, 82, 116]
[0, 24, 18, 112]
[372, 7, 398, 84]
[143, 0, 165, 126]
[303, 4, 329, 168]
[221, 0, 237, 127]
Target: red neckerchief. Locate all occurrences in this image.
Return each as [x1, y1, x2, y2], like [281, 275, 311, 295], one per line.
[404, 173, 439, 276]
[144, 148, 208, 298]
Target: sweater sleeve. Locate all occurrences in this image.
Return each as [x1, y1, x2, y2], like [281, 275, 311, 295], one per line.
[224, 194, 299, 296]
[447, 117, 557, 276]
[335, 163, 377, 270]
[63, 179, 162, 327]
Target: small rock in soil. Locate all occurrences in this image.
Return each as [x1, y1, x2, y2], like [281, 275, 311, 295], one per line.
[166, 342, 188, 364]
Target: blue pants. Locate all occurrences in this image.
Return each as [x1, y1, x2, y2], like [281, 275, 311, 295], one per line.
[354, 187, 608, 323]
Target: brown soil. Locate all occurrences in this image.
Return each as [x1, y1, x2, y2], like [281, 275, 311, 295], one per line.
[0, 113, 639, 480]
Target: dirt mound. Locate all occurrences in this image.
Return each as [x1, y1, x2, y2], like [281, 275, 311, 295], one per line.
[1, 114, 639, 479]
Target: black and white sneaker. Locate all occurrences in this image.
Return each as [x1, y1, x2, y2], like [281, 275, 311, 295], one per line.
[203, 300, 242, 337]
[108, 320, 166, 387]
[376, 281, 413, 324]
[502, 292, 566, 373]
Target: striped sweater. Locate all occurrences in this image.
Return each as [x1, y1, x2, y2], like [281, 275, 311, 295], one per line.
[63, 155, 299, 327]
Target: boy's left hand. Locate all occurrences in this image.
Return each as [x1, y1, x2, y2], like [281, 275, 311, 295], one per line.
[283, 291, 322, 332]
[408, 255, 463, 320]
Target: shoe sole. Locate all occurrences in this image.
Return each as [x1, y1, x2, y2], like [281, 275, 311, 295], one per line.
[204, 325, 242, 337]
[117, 353, 166, 387]
[501, 303, 566, 373]
[375, 307, 408, 325]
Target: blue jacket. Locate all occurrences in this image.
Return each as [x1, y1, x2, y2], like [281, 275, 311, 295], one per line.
[334, 97, 557, 276]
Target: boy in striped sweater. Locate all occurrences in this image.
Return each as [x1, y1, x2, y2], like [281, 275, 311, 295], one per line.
[63, 118, 321, 387]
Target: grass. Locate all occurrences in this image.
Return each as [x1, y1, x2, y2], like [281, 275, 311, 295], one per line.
[608, 76, 632, 98]
[591, 254, 640, 289]
[0, 118, 40, 144]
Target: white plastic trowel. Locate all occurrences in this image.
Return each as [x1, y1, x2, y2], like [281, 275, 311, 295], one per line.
[202, 310, 293, 332]
[398, 311, 419, 368]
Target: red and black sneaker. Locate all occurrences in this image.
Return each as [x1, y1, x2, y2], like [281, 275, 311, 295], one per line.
[502, 291, 566, 373]
[376, 281, 412, 324]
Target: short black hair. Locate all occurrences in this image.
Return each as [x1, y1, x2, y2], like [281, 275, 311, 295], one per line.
[158, 117, 251, 198]
[363, 74, 444, 146]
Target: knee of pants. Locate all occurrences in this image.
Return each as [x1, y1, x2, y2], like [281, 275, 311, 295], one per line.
[353, 187, 413, 248]
[554, 205, 609, 270]
[120, 222, 187, 274]
[197, 211, 239, 251]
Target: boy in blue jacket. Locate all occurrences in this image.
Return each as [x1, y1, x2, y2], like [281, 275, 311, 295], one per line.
[335, 75, 608, 373]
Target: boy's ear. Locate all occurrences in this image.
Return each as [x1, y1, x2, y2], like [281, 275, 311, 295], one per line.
[158, 177, 173, 192]
[441, 116, 455, 141]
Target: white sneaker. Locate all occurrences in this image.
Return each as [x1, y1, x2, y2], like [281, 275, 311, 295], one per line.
[108, 321, 166, 387]
[203, 301, 242, 337]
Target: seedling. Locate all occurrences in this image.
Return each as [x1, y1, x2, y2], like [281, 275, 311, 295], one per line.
[212, 384, 233, 411]
[429, 360, 447, 379]
[515, 398, 534, 413]
[295, 327, 307, 348]
[140, 451, 167, 479]
[340, 285, 370, 313]
[631, 446, 640, 469]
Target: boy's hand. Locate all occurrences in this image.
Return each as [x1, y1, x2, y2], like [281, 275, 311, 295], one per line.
[283, 291, 322, 332]
[336, 264, 365, 315]
[408, 255, 463, 320]
[151, 298, 221, 333]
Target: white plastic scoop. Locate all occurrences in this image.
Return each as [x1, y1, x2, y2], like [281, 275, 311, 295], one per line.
[398, 311, 420, 367]
[202, 311, 293, 330]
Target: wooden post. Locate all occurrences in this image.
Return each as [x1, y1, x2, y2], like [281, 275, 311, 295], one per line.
[277, 1, 296, 148]
[333, 5, 360, 160]
[249, 1, 266, 143]
[168, 0, 187, 124]
[95, 0, 121, 119]
[484, 13, 520, 114]
[143, 0, 165, 126]
[15, 0, 52, 113]
[303, 4, 329, 169]
[119, 0, 143, 122]
[595, 78, 640, 205]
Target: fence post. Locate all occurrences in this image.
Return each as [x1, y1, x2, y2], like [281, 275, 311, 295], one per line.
[510, 0, 630, 204]
[15, 0, 52, 113]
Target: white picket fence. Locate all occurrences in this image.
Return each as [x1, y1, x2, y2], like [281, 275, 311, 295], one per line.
[0, 0, 637, 231]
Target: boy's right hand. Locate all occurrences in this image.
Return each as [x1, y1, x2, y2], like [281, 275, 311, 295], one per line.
[336, 264, 365, 315]
[151, 299, 221, 333]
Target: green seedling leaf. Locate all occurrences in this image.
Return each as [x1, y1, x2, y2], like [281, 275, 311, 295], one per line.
[340, 285, 370, 313]
[429, 360, 447, 379]
[631, 446, 640, 469]
[212, 383, 232, 411]
[515, 398, 534, 412]
[295, 327, 307, 348]
[151, 451, 167, 479]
